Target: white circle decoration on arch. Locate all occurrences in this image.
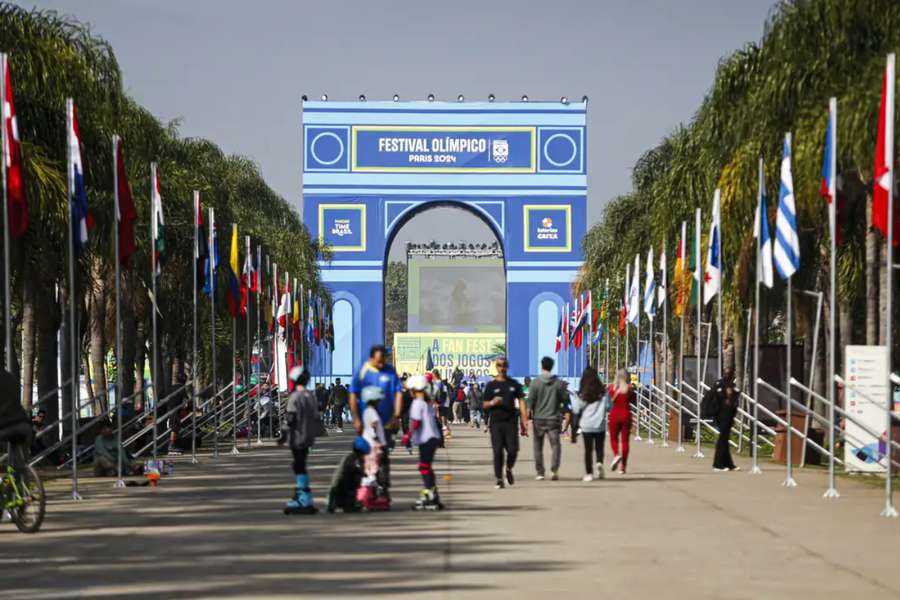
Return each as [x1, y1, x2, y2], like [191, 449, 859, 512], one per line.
[542, 133, 578, 168]
[310, 131, 345, 166]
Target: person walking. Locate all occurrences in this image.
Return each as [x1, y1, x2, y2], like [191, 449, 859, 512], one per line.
[709, 372, 740, 472]
[279, 367, 320, 514]
[482, 356, 528, 489]
[526, 356, 569, 481]
[329, 377, 349, 433]
[466, 381, 483, 429]
[608, 369, 634, 475]
[577, 366, 609, 481]
[348, 345, 403, 489]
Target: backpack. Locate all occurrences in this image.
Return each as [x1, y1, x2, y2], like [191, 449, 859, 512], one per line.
[700, 385, 719, 420]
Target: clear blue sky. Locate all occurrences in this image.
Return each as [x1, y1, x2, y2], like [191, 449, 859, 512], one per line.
[21, 0, 776, 257]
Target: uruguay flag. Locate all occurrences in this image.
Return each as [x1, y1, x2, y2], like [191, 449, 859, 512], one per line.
[774, 134, 800, 280]
[703, 189, 721, 305]
[67, 100, 91, 255]
[643, 246, 656, 319]
[754, 158, 774, 289]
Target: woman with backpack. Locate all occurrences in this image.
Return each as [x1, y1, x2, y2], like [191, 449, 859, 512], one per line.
[576, 366, 609, 481]
[607, 369, 634, 475]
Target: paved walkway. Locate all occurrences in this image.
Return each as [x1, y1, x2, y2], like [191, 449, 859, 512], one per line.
[2, 425, 898, 599]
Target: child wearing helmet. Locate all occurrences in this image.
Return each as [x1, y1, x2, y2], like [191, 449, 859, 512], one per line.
[279, 366, 320, 514]
[357, 385, 390, 510]
[326, 436, 370, 513]
[402, 374, 445, 510]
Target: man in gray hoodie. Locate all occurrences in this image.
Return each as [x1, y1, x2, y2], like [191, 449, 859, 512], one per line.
[526, 356, 570, 480]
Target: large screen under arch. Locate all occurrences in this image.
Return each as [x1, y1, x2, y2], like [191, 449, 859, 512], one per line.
[407, 257, 505, 333]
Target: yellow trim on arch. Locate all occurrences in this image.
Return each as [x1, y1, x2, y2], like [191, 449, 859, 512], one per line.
[318, 203, 367, 252]
[350, 125, 536, 173]
[523, 204, 572, 253]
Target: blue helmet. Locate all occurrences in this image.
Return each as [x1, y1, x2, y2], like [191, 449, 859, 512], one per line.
[353, 436, 371, 455]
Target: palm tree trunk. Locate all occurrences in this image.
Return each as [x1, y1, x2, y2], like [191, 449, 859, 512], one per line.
[35, 278, 60, 444]
[866, 198, 879, 345]
[120, 273, 136, 408]
[88, 259, 107, 413]
[19, 271, 36, 411]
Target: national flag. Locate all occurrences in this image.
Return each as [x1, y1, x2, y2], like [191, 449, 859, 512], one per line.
[240, 236, 253, 317]
[225, 223, 242, 318]
[305, 289, 315, 344]
[277, 291, 290, 334]
[617, 302, 626, 336]
[554, 309, 563, 353]
[326, 304, 335, 349]
[754, 158, 774, 289]
[562, 302, 570, 351]
[657, 243, 666, 308]
[872, 54, 897, 245]
[774, 134, 800, 279]
[151, 166, 166, 274]
[114, 138, 137, 267]
[673, 222, 691, 317]
[314, 297, 322, 345]
[195, 194, 209, 289]
[292, 298, 301, 342]
[703, 189, 721, 304]
[251, 247, 260, 293]
[626, 254, 640, 324]
[67, 100, 92, 255]
[643, 246, 656, 318]
[571, 295, 585, 349]
[203, 215, 219, 298]
[4, 57, 27, 237]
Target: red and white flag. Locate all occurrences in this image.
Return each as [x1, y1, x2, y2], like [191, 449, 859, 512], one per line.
[873, 53, 898, 245]
[3, 56, 26, 237]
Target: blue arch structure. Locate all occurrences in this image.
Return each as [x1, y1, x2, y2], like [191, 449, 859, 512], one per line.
[303, 101, 586, 378]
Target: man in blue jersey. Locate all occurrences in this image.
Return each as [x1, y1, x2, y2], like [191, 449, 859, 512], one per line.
[349, 345, 404, 489]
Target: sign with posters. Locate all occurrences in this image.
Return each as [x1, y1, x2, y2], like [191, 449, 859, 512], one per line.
[523, 204, 571, 252]
[844, 345, 889, 473]
[352, 126, 535, 173]
[393, 332, 504, 378]
[318, 204, 366, 252]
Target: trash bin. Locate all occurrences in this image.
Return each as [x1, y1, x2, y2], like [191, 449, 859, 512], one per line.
[773, 410, 806, 465]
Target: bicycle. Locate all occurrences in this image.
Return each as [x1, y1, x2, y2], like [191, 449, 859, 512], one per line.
[1, 444, 46, 534]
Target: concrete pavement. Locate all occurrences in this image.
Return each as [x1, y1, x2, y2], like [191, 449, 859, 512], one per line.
[1, 425, 898, 599]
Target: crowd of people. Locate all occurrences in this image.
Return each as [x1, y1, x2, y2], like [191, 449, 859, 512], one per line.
[276, 343, 744, 516]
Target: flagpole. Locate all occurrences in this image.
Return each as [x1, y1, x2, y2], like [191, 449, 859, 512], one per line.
[256, 245, 262, 445]
[881, 53, 897, 519]
[191, 191, 199, 465]
[150, 162, 159, 461]
[604, 279, 609, 380]
[210, 207, 218, 459]
[717, 195, 723, 380]
[635, 255, 642, 441]
[752, 158, 764, 475]
[824, 99, 838, 496]
[662, 242, 669, 447]
[625, 264, 630, 375]
[1, 53, 11, 379]
[245, 235, 252, 450]
[66, 98, 81, 501]
[676, 221, 686, 453]
[231, 223, 239, 455]
[113, 135, 125, 487]
[693, 207, 704, 459]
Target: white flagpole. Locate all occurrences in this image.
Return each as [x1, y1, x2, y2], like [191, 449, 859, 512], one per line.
[191, 191, 199, 464]
[66, 98, 81, 500]
[693, 207, 704, 459]
[717, 192, 723, 380]
[150, 162, 159, 461]
[1, 53, 11, 379]
[231, 223, 239, 455]
[245, 235, 252, 449]
[635, 254, 642, 442]
[677, 221, 687, 454]
[210, 207, 218, 459]
[824, 99, 838, 496]
[752, 158, 764, 475]
[882, 53, 896, 518]
[113, 136, 125, 487]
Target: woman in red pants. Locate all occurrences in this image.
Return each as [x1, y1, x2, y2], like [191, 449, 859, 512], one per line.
[607, 369, 634, 475]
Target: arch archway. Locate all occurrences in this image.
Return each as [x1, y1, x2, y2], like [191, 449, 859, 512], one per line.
[303, 100, 587, 378]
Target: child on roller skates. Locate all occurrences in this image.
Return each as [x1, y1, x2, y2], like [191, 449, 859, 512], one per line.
[357, 386, 390, 511]
[279, 367, 320, 515]
[402, 375, 444, 510]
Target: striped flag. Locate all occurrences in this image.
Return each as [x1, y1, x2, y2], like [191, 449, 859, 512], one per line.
[627, 253, 640, 324]
[657, 243, 666, 308]
[673, 222, 690, 317]
[774, 134, 800, 280]
[643, 246, 655, 319]
[4, 55, 27, 237]
[151, 166, 165, 275]
[67, 100, 92, 255]
[754, 158, 774, 289]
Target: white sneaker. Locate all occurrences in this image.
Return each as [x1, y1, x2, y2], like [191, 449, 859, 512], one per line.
[535, 474, 545, 481]
[596, 465, 605, 479]
[582, 474, 594, 482]
[713, 467, 729, 472]
[729, 466, 741, 472]
[610, 455, 622, 470]
[336, 428, 343, 433]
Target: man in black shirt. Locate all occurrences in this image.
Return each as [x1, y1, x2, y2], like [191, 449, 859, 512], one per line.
[482, 356, 529, 489]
